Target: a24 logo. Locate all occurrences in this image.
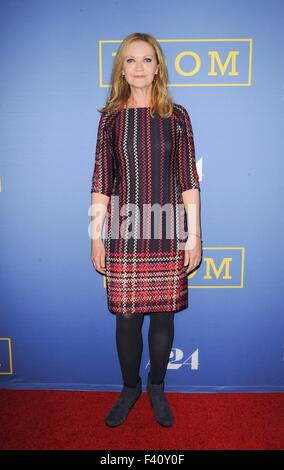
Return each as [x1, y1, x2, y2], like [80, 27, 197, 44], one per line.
[168, 347, 199, 370]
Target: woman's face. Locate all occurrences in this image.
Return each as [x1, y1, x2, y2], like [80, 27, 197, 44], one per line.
[122, 40, 158, 90]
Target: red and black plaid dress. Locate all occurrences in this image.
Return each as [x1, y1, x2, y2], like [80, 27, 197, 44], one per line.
[91, 103, 200, 314]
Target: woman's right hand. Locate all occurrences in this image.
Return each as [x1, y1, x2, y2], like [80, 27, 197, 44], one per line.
[91, 239, 106, 275]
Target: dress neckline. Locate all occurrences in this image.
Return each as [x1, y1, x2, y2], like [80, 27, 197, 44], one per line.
[123, 106, 151, 110]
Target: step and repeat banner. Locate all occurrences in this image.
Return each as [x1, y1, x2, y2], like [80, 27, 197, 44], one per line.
[1, 0, 283, 392]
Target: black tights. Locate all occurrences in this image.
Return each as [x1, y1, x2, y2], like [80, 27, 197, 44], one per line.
[115, 312, 174, 387]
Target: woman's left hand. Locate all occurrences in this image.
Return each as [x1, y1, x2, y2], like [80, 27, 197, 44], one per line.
[184, 235, 202, 274]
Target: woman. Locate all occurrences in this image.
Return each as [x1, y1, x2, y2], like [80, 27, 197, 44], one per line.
[90, 32, 202, 428]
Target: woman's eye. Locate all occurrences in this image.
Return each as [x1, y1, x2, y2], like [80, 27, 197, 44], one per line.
[126, 58, 152, 63]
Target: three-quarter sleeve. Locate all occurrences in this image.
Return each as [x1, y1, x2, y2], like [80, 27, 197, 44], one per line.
[91, 112, 116, 197]
[176, 105, 200, 193]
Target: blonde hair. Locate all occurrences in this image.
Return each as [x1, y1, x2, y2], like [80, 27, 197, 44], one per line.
[98, 32, 174, 118]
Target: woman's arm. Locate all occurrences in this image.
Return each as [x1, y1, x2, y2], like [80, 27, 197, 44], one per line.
[182, 188, 202, 274]
[182, 188, 201, 237]
[90, 112, 116, 274]
[90, 192, 109, 275]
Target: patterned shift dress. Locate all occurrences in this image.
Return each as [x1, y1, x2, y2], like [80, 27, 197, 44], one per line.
[91, 103, 200, 314]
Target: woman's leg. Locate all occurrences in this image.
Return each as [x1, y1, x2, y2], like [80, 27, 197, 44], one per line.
[148, 312, 174, 384]
[115, 313, 144, 387]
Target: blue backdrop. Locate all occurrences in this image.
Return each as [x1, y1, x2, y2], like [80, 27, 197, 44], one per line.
[1, 0, 283, 392]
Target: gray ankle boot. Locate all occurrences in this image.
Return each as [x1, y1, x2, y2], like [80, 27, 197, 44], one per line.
[105, 376, 142, 427]
[147, 372, 174, 427]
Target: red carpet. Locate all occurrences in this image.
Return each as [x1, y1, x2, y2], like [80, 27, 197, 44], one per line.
[0, 390, 283, 450]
